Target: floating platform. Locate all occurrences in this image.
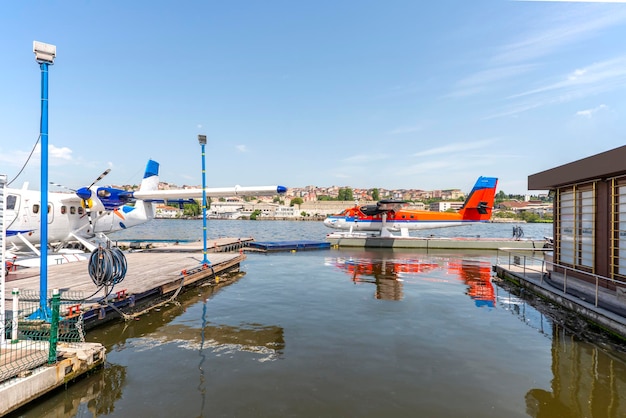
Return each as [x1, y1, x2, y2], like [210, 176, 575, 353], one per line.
[326, 233, 548, 251]
[247, 240, 330, 252]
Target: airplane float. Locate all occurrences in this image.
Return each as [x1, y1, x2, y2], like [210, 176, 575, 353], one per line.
[323, 176, 498, 237]
[4, 159, 286, 262]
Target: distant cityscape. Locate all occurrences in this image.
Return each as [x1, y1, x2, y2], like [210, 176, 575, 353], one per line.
[153, 182, 472, 203]
[148, 181, 551, 220]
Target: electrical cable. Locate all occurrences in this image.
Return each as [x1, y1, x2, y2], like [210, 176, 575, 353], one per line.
[8, 134, 41, 187]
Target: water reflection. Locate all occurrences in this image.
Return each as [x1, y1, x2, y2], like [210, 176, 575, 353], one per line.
[90, 273, 284, 357]
[12, 241, 626, 417]
[526, 329, 626, 417]
[198, 297, 208, 416]
[77, 276, 284, 417]
[448, 259, 495, 308]
[327, 255, 437, 300]
[493, 280, 626, 417]
[327, 254, 495, 307]
[11, 363, 126, 417]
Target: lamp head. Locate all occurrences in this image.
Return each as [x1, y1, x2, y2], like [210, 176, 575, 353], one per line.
[33, 41, 56, 64]
[198, 135, 207, 145]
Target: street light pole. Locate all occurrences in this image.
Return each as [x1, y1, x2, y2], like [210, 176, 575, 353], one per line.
[33, 41, 56, 320]
[198, 135, 210, 265]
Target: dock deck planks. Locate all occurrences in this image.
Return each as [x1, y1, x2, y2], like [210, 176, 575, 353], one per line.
[4, 241, 248, 329]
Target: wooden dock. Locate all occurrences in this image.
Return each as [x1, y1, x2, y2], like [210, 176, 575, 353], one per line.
[5, 238, 250, 330]
[0, 238, 250, 414]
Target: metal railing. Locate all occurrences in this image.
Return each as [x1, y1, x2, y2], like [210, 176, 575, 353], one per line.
[495, 248, 626, 309]
[0, 289, 86, 383]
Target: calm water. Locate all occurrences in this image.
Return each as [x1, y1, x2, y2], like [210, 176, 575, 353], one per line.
[11, 221, 626, 417]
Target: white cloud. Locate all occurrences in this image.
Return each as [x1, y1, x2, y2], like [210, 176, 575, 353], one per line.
[342, 154, 389, 163]
[576, 104, 608, 118]
[236, 145, 248, 152]
[449, 65, 536, 98]
[494, 8, 626, 65]
[511, 57, 626, 99]
[412, 139, 497, 158]
[33, 143, 73, 161]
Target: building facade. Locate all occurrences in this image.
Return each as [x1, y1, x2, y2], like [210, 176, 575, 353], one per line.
[528, 145, 626, 280]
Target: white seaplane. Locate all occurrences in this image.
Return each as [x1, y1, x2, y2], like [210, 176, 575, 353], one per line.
[4, 159, 286, 267]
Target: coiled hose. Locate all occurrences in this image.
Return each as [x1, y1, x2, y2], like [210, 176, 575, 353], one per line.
[88, 246, 128, 288]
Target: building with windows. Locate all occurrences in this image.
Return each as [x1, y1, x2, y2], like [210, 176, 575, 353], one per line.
[429, 201, 463, 212]
[528, 145, 626, 280]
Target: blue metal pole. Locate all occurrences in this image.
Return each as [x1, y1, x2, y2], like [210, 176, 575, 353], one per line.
[38, 61, 51, 319]
[201, 142, 209, 265]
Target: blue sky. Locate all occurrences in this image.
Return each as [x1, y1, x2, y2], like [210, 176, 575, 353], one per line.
[1, 0, 626, 195]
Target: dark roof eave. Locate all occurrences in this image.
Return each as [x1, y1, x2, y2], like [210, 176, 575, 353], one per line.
[528, 145, 626, 190]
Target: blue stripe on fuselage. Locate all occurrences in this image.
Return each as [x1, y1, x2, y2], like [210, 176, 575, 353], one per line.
[7, 230, 34, 236]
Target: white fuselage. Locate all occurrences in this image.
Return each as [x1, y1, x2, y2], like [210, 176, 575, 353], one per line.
[4, 187, 153, 251]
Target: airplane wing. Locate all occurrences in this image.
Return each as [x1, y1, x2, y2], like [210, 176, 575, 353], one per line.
[132, 185, 287, 200]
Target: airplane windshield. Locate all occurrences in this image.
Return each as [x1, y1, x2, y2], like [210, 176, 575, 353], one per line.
[6, 194, 17, 210]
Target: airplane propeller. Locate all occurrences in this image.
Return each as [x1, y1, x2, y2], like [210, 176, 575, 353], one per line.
[74, 168, 111, 233]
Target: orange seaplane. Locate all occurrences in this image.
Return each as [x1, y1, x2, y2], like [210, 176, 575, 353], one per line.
[323, 176, 498, 237]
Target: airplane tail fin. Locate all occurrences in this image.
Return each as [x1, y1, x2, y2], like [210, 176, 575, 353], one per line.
[458, 177, 498, 221]
[140, 160, 160, 192]
[134, 160, 160, 220]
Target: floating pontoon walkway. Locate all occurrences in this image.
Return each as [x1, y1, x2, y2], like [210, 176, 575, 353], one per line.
[326, 233, 547, 251]
[246, 240, 330, 252]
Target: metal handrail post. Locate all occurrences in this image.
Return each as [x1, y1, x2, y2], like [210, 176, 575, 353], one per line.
[11, 288, 19, 343]
[48, 289, 60, 364]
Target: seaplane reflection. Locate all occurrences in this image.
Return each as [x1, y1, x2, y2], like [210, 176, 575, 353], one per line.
[327, 253, 497, 307]
[447, 259, 496, 308]
[327, 255, 438, 300]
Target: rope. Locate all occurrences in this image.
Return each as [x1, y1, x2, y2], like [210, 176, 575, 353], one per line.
[121, 263, 217, 321]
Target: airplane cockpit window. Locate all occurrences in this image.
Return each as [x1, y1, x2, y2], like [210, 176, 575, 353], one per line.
[6, 195, 17, 210]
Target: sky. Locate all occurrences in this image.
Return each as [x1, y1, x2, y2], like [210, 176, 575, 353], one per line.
[1, 0, 626, 196]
